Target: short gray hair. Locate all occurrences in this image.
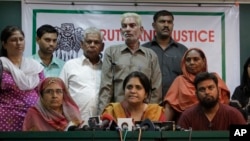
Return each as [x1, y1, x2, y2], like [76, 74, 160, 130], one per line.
[83, 27, 104, 42]
[121, 13, 142, 26]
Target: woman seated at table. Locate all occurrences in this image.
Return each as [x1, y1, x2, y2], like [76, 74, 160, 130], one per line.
[101, 71, 166, 122]
[23, 77, 83, 131]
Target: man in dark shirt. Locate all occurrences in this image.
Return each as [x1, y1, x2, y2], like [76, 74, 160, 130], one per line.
[142, 10, 187, 100]
[178, 72, 246, 130]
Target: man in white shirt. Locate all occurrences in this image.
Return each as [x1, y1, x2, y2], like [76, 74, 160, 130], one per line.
[60, 27, 104, 122]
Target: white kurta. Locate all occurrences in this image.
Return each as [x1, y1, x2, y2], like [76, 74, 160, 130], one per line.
[59, 55, 102, 122]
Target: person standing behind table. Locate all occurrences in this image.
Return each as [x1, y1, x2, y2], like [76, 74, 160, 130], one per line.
[59, 27, 104, 122]
[178, 72, 246, 130]
[231, 56, 250, 122]
[98, 12, 162, 115]
[32, 24, 65, 77]
[102, 71, 166, 123]
[164, 48, 230, 122]
[142, 10, 187, 99]
[23, 77, 83, 131]
[0, 25, 45, 131]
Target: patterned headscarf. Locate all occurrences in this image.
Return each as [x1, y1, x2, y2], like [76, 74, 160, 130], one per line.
[24, 77, 82, 131]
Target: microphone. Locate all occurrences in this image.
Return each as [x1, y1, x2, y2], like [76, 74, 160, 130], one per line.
[147, 121, 161, 131]
[160, 121, 175, 131]
[140, 118, 155, 131]
[67, 125, 91, 131]
[121, 122, 129, 130]
[133, 123, 141, 131]
[175, 125, 190, 131]
[100, 113, 117, 130]
[88, 116, 101, 130]
[81, 125, 91, 131]
[67, 125, 79, 131]
[117, 118, 133, 131]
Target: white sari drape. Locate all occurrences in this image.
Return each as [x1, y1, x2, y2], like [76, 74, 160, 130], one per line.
[0, 57, 43, 90]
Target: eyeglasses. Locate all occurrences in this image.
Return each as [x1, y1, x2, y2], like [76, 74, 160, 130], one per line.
[43, 89, 63, 95]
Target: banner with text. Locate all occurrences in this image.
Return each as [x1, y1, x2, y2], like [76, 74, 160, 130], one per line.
[22, 2, 240, 93]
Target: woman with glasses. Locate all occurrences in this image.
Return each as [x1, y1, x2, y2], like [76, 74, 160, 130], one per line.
[23, 77, 83, 131]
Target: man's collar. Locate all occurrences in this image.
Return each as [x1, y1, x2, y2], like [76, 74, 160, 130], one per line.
[121, 45, 146, 54]
[151, 36, 178, 47]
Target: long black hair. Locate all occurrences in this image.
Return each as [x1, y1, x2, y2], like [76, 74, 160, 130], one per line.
[240, 56, 250, 92]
